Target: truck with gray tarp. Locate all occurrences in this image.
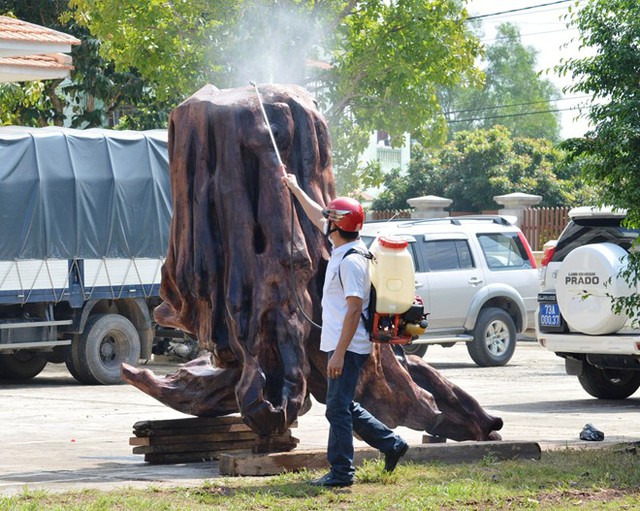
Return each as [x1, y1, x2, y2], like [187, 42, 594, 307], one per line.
[0, 126, 185, 384]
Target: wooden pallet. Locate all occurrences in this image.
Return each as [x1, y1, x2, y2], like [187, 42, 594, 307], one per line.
[130, 416, 298, 464]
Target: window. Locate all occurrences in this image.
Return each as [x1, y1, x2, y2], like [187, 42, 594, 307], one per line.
[422, 239, 474, 271]
[477, 232, 532, 270]
[552, 218, 638, 262]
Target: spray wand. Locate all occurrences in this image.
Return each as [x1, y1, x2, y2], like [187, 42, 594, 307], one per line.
[250, 81, 286, 177]
[250, 81, 322, 330]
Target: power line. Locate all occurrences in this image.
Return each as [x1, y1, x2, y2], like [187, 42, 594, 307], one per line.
[482, 27, 579, 45]
[466, 0, 576, 21]
[447, 105, 590, 124]
[446, 95, 590, 116]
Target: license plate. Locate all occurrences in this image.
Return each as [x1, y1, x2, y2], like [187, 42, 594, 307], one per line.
[539, 303, 561, 327]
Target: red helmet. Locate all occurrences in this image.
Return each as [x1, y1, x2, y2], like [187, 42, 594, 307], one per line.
[323, 197, 364, 232]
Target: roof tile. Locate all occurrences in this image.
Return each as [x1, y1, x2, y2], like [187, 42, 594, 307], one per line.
[0, 15, 80, 46]
[0, 53, 74, 71]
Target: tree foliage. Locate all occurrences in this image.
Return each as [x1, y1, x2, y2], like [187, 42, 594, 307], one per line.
[67, 0, 482, 192]
[0, 0, 170, 129]
[557, 0, 640, 225]
[372, 126, 596, 212]
[69, 0, 238, 102]
[557, 0, 640, 323]
[443, 23, 562, 142]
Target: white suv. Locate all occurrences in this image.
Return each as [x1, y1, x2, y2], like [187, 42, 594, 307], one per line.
[537, 207, 640, 399]
[360, 216, 538, 366]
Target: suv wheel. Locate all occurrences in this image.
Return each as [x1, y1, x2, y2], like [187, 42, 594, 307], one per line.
[467, 307, 516, 367]
[578, 364, 640, 399]
[402, 343, 428, 358]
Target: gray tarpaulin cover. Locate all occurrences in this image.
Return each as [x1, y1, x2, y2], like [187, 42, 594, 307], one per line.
[0, 126, 171, 260]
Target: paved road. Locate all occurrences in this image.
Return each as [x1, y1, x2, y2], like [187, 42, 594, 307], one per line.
[1, 340, 638, 495]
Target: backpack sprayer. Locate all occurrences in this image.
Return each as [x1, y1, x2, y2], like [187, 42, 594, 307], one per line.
[250, 82, 428, 343]
[354, 236, 428, 345]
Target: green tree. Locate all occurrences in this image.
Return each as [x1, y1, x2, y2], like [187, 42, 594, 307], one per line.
[0, 0, 170, 129]
[67, 0, 483, 192]
[0, 1, 73, 126]
[444, 23, 562, 142]
[557, 0, 640, 322]
[372, 126, 596, 212]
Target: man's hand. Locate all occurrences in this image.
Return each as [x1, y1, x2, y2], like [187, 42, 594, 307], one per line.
[281, 171, 298, 191]
[327, 351, 345, 379]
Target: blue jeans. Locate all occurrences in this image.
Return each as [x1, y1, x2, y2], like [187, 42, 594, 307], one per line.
[325, 350, 405, 481]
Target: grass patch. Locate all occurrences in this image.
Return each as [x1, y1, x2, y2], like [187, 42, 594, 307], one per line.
[1, 445, 640, 510]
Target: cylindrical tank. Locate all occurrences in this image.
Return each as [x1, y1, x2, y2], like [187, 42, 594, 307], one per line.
[369, 236, 415, 314]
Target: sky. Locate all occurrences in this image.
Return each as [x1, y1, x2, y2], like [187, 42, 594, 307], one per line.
[465, 0, 590, 139]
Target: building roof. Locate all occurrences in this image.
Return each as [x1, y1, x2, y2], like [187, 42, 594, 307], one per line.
[0, 15, 80, 82]
[0, 53, 75, 82]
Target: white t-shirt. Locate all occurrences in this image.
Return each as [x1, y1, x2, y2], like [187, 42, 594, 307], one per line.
[320, 239, 372, 354]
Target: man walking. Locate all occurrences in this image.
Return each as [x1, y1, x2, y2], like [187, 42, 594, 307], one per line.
[282, 173, 408, 488]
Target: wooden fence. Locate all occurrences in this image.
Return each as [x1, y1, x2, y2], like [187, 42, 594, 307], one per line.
[521, 206, 570, 251]
[367, 206, 571, 252]
[367, 209, 412, 221]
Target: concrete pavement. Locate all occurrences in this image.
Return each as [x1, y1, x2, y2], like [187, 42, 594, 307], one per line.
[1, 341, 637, 495]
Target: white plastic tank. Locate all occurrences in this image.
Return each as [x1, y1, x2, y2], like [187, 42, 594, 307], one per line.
[369, 235, 415, 314]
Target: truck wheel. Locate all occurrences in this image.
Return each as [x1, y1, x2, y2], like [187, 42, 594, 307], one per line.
[467, 307, 516, 367]
[0, 352, 47, 380]
[578, 364, 640, 399]
[402, 343, 428, 358]
[71, 314, 141, 385]
[65, 334, 84, 381]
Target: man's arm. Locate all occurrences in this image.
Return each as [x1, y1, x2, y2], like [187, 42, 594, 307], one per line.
[327, 295, 363, 378]
[282, 171, 326, 230]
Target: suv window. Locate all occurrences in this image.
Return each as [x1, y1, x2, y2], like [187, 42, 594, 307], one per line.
[477, 232, 533, 271]
[551, 218, 639, 262]
[421, 239, 474, 272]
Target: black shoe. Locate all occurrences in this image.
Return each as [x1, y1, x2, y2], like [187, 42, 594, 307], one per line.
[384, 441, 409, 472]
[308, 472, 353, 487]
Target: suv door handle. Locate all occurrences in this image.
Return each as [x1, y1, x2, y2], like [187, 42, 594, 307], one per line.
[415, 281, 424, 289]
[468, 277, 483, 286]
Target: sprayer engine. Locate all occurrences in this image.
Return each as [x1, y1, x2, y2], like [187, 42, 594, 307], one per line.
[371, 296, 429, 345]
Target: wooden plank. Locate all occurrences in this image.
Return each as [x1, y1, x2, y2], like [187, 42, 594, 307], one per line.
[129, 430, 258, 446]
[144, 446, 255, 464]
[133, 417, 298, 437]
[133, 438, 259, 455]
[134, 422, 254, 437]
[422, 434, 447, 444]
[131, 435, 259, 453]
[133, 416, 246, 436]
[220, 448, 331, 476]
[218, 441, 541, 476]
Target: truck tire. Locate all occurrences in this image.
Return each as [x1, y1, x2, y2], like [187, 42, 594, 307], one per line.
[402, 343, 428, 358]
[71, 314, 141, 385]
[0, 352, 47, 380]
[556, 243, 631, 335]
[467, 307, 516, 367]
[64, 334, 84, 381]
[578, 364, 640, 399]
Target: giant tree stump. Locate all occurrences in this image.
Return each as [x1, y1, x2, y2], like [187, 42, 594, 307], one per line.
[122, 83, 503, 443]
